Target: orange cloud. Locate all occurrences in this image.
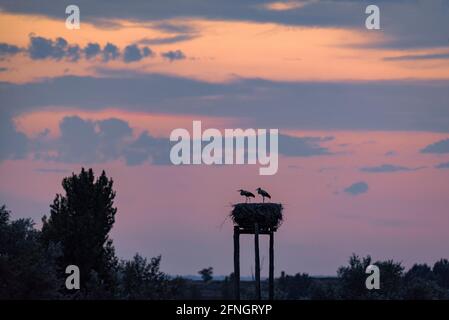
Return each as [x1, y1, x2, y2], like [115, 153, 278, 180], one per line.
[261, 1, 312, 11]
[13, 108, 241, 138]
[1, 13, 449, 83]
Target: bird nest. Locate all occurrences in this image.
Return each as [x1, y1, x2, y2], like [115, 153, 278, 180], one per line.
[231, 203, 283, 230]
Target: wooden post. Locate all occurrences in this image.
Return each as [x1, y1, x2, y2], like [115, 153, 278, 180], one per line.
[269, 230, 274, 300]
[254, 223, 261, 300]
[233, 226, 240, 300]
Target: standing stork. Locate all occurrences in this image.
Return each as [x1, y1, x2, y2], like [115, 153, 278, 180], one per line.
[238, 189, 255, 203]
[256, 187, 271, 203]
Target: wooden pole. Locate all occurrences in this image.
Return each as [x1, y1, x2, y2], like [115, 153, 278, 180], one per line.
[233, 226, 240, 300]
[254, 223, 261, 300]
[269, 230, 274, 300]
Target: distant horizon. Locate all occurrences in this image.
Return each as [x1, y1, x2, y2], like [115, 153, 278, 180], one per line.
[171, 274, 338, 280]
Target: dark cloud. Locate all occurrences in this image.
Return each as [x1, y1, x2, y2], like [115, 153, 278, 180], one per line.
[421, 138, 449, 154]
[55, 116, 99, 162]
[0, 116, 28, 161]
[0, 67, 8, 72]
[384, 52, 449, 61]
[98, 118, 133, 139]
[37, 116, 170, 165]
[161, 50, 186, 61]
[151, 21, 198, 34]
[142, 47, 154, 57]
[279, 134, 333, 157]
[0, 1, 448, 49]
[344, 181, 369, 196]
[84, 43, 101, 59]
[123, 132, 170, 165]
[34, 116, 135, 163]
[88, 18, 124, 30]
[0, 113, 334, 165]
[139, 21, 199, 45]
[1, 36, 157, 63]
[0, 73, 225, 118]
[384, 150, 397, 157]
[123, 44, 141, 62]
[24, 36, 92, 62]
[66, 44, 81, 62]
[28, 36, 68, 60]
[102, 43, 120, 62]
[435, 161, 449, 169]
[2, 74, 449, 133]
[138, 34, 197, 45]
[360, 164, 424, 173]
[123, 44, 153, 63]
[0, 1, 374, 28]
[0, 43, 21, 57]
[96, 118, 133, 161]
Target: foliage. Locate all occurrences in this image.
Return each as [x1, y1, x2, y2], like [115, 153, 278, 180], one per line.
[41, 168, 118, 294]
[0, 205, 62, 299]
[433, 259, 449, 289]
[118, 254, 168, 299]
[198, 267, 213, 282]
[337, 254, 374, 299]
[276, 271, 313, 299]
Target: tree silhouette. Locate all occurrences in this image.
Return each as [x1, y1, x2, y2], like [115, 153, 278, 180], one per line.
[0, 205, 62, 299]
[198, 267, 213, 282]
[337, 254, 404, 299]
[374, 259, 404, 299]
[337, 254, 373, 299]
[118, 254, 167, 299]
[41, 168, 118, 294]
[277, 271, 313, 299]
[405, 263, 434, 282]
[433, 259, 449, 289]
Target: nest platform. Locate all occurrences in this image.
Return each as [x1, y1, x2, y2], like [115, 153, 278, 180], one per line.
[231, 203, 283, 232]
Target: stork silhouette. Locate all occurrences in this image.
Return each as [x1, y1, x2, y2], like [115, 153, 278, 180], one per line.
[256, 187, 271, 203]
[238, 189, 255, 203]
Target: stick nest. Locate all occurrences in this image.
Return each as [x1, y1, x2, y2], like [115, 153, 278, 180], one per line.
[231, 203, 283, 229]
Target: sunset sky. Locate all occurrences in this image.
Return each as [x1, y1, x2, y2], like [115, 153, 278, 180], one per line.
[1, 0, 449, 276]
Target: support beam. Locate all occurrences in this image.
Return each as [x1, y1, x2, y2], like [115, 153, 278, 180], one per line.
[233, 226, 240, 300]
[239, 228, 271, 235]
[254, 223, 261, 300]
[269, 231, 274, 300]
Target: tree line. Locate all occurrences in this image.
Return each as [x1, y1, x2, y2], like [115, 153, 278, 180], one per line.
[1, 168, 448, 299]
